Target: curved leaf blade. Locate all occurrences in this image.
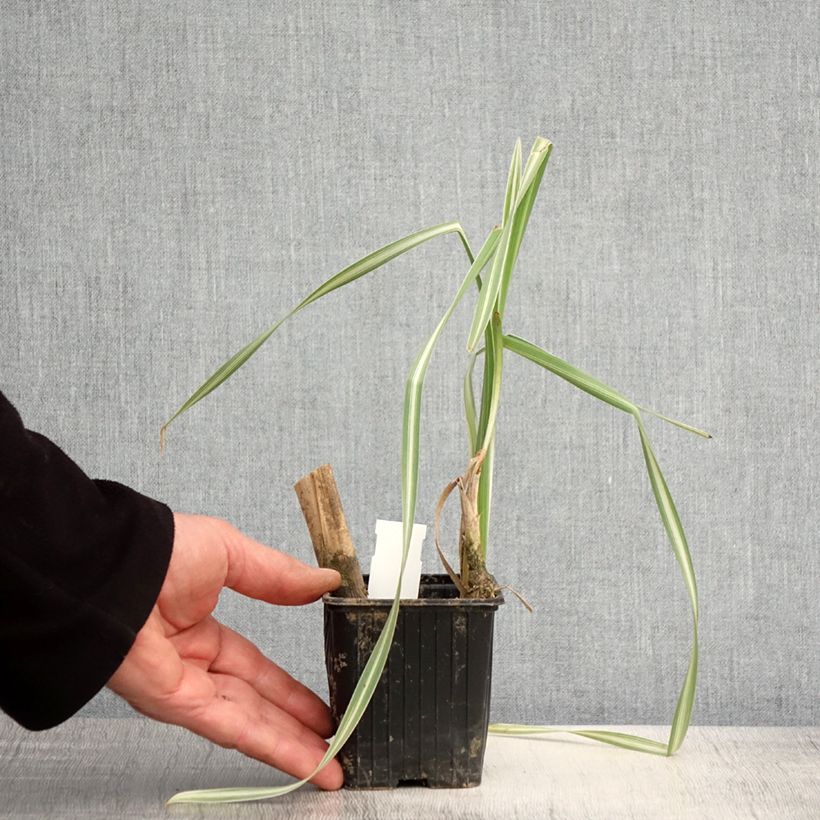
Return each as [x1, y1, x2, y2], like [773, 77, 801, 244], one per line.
[501, 333, 703, 757]
[503, 334, 636, 414]
[161, 221, 471, 443]
[488, 724, 669, 756]
[167, 228, 499, 805]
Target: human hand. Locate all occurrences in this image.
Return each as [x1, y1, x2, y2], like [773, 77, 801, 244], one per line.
[108, 512, 343, 789]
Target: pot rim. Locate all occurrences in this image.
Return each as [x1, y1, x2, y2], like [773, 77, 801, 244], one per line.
[323, 573, 504, 609]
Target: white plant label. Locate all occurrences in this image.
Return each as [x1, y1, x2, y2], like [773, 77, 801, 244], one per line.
[367, 519, 427, 599]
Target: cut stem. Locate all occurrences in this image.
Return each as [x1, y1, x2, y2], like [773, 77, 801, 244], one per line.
[294, 464, 367, 598]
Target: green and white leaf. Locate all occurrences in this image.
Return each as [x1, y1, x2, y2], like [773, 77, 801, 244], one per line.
[165, 138, 709, 804]
[160, 221, 473, 444]
[496, 332, 703, 756]
[477, 435, 495, 559]
[168, 228, 501, 805]
[463, 347, 482, 455]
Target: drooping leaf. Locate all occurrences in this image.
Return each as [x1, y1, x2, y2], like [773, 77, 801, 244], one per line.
[500, 332, 703, 756]
[503, 334, 636, 413]
[161, 221, 473, 445]
[488, 724, 669, 756]
[166, 137, 708, 806]
[168, 227, 500, 805]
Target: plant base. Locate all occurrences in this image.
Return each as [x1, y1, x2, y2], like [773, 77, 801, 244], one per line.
[323, 574, 504, 789]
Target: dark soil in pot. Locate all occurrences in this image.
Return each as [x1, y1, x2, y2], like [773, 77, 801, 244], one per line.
[323, 574, 504, 789]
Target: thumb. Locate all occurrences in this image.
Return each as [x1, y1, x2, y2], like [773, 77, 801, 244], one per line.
[222, 524, 341, 605]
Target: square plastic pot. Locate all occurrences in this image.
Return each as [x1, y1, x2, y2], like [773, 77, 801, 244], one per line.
[323, 574, 504, 789]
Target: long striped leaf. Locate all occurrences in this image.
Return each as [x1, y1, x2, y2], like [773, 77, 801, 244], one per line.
[475, 323, 497, 448]
[167, 228, 500, 805]
[166, 137, 708, 808]
[472, 318, 498, 555]
[478, 435, 495, 559]
[471, 140, 528, 551]
[505, 335, 656, 418]
[161, 221, 472, 445]
[400, 226, 500, 555]
[463, 347, 482, 454]
[489, 724, 669, 755]
[501, 138, 522, 226]
[478, 313, 504, 452]
[500, 332, 702, 756]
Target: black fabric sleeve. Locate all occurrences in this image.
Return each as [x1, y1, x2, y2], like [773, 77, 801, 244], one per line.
[0, 390, 174, 730]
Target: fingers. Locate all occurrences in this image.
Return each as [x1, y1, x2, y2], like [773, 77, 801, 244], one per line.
[203, 622, 335, 738]
[168, 617, 334, 737]
[183, 674, 343, 790]
[109, 615, 342, 789]
[220, 523, 341, 605]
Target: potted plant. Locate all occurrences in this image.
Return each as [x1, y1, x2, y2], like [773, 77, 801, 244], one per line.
[163, 137, 707, 804]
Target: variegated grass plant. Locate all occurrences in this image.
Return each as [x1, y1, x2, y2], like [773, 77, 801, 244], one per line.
[162, 137, 709, 804]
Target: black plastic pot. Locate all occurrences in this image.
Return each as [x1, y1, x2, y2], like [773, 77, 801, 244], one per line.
[323, 574, 504, 789]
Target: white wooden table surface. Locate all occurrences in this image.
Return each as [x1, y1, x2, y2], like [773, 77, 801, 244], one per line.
[0, 718, 816, 819]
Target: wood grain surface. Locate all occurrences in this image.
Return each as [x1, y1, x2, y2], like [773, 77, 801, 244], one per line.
[0, 718, 816, 818]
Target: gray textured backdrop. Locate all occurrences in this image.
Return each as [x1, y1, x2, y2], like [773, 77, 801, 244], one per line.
[1, 1, 817, 728]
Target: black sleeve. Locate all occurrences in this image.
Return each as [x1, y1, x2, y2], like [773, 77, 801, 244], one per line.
[0, 390, 174, 730]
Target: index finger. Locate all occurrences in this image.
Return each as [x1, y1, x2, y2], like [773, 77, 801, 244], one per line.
[222, 524, 341, 605]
